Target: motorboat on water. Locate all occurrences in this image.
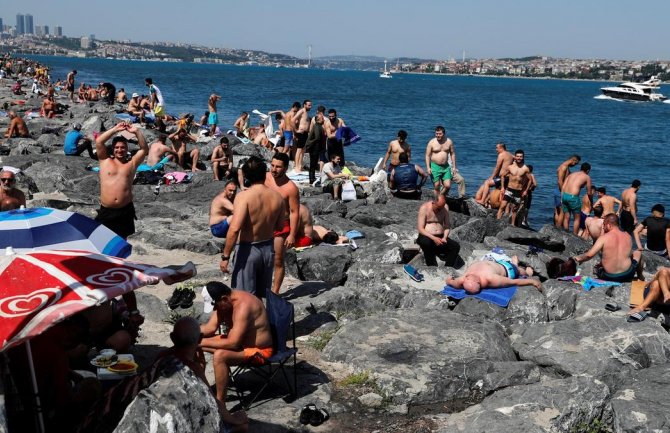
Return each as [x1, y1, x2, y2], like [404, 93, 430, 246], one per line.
[380, 60, 392, 79]
[600, 76, 667, 101]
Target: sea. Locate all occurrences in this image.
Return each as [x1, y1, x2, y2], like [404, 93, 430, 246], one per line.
[27, 55, 670, 228]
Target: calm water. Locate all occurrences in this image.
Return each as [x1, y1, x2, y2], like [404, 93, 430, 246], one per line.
[29, 55, 670, 227]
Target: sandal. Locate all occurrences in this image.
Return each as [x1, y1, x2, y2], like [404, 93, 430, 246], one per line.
[309, 407, 330, 427]
[627, 311, 648, 323]
[299, 404, 317, 425]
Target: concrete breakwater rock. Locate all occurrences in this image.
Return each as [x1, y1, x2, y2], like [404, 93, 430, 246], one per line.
[3, 84, 670, 433]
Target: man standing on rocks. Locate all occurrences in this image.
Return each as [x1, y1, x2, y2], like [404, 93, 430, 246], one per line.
[0, 170, 26, 210]
[416, 194, 460, 266]
[220, 156, 285, 297]
[145, 78, 165, 132]
[554, 155, 581, 227]
[425, 125, 456, 198]
[593, 187, 621, 218]
[208, 93, 222, 137]
[66, 69, 76, 102]
[496, 149, 531, 227]
[620, 180, 641, 234]
[293, 99, 312, 173]
[561, 162, 592, 235]
[382, 129, 411, 173]
[265, 152, 300, 294]
[475, 142, 513, 206]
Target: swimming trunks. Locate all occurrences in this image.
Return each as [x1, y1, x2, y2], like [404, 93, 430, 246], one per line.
[208, 112, 218, 126]
[283, 131, 294, 147]
[561, 192, 581, 214]
[429, 161, 452, 183]
[273, 219, 290, 238]
[503, 187, 522, 206]
[553, 188, 562, 208]
[96, 202, 136, 239]
[231, 239, 274, 298]
[579, 212, 588, 230]
[495, 259, 519, 279]
[620, 209, 635, 234]
[210, 218, 230, 238]
[595, 260, 638, 283]
[493, 176, 502, 188]
[242, 346, 274, 365]
[294, 132, 307, 149]
[295, 235, 313, 248]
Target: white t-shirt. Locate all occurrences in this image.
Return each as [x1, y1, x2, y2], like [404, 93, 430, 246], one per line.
[321, 162, 342, 184]
[150, 84, 164, 107]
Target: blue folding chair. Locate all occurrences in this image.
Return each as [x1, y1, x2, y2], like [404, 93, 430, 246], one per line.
[229, 291, 298, 409]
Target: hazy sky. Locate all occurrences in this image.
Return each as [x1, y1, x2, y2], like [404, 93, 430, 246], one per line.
[4, 0, 670, 61]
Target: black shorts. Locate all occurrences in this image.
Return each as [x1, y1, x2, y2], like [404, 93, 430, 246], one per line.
[503, 188, 522, 206]
[96, 202, 136, 239]
[294, 132, 308, 149]
[67, 84, 74, 92]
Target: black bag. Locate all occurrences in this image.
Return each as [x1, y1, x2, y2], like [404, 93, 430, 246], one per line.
[546, 257, 577, 279]
[133, 170, 163, 185]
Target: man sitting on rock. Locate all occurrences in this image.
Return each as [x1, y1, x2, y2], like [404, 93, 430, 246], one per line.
[211, 136, 234, 181]
[389, 152, 427, 200]
[209, 180, 237, 238]
[321, 153, 350, 199]
[633, 204, 670, 258]
[0, 170, 26, 210]
[168, 128, 201, 172]
[4, 111, 30, 138]
[64, 123, 96, 159]
[200, 281, 270, 431]
[629, 267, 670, 317]
[416, 193, 460, 266]
[146, 134, 177, 166]
[446, 254, 541, 294]
[573, 213, 644, 282]
[582, 204, 605, 243]
[126, 93, 146, 124]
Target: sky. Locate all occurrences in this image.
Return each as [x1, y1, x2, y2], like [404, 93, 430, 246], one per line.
[4, 0, 670, 61]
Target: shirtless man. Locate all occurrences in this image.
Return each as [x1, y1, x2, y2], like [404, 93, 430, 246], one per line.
[126, 93, 146, 124]
[146, 135, 177, 166]
[582, 204, 605, 242]
[66, 70, 76, 102]
[554, 155, 581, 227]
[446, 255, 541, 294]
[208, 93, 221, 137]
[209, 180, 237, 239]
[593, 187, 621, 218]
[234, 112, 249, 138]
[40, 95, 57, 118]
[475, 142, 514, 205]
[211, 137, 234, 181]
[116, 88, 128, 103]
[295, 204, 349, 247]
[629, 267, 670, 316]
[168, 128, 201, 172]
[619, 179, 641, 234]
[496, 149, 531, 226]
[220, 156, 285, 297]
[382, 130, 411, 173]
[265, 152, 300, 294]
[253, 123, 271, 149]
[293, 99, 312, 172]
[325, 109, 346, 164]
[561, 162, 592, 235]
[199, 281, 270, 429]
[573, 213, 643, 282]
[0, 170, 26, 211]
[578, 185, 596, 237]
[4, 111, 30, 138]
[281, 102, 300, 156]
[416, 194, 460, 266]
[425, 125, 456, 197]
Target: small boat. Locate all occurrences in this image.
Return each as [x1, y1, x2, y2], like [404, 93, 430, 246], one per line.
[380, 60, 392, 79]
[600, 76, 666, 102]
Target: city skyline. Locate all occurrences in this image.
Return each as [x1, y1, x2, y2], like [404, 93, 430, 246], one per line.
[3, 0, 670, 61]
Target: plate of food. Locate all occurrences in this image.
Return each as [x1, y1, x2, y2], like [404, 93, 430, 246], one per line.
[90, 355, 118, 368]
[107, 361, 138, 374]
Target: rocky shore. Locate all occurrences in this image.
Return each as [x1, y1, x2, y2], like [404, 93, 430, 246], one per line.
[2, 77, 670, 433]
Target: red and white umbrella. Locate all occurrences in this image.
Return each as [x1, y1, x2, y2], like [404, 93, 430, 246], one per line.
[0, 248, 196, 351]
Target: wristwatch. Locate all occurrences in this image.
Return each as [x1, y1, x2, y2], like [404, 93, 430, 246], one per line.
[221, 254, 230, 261]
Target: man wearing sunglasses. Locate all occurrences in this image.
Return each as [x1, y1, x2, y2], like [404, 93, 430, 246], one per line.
[0, 170, 26, 211]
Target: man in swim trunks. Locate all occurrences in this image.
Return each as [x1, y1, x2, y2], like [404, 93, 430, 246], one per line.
[295, 204, 350, 248]
[425, 125, 457, 198]
[209, 180, 237, 238]
[573, 213, 644, 283]
[145, 77, 166, 132]
[325, 108, 347, 165]
[561, 162, 592, 235]
[207, 93, 221, 137]
[293, 99, 312, 173]
[199, 281, 271, 430]
[382, 129, 412, 173]
[628, 267, 670, 316]
[126, 93, 146, 124]
[265, 152, 300, 294]
[280, 102, 300, 156]
[633, 204, 670, 258]
[168, 128, 201, 173]
[578, 185, 596, 237]
[416, 194, 460, 266]
[146, 134, 177, 166]
[583, 204, 605, 243]
[554, 154, 581, 227]
[220, 156, 285, 297]
[593, 187, 621, 218]
[211, 137, 234, 181]
[496, 149, 531, 226]
[233, 111, 249, 138]
[4, 111, 30, 138]
[475, 142, 514, 206]
[619, 179, 641, 234]
[0, 170, 26, 211]
[446, 255, 541, 294]
[66, 69, 76, 102]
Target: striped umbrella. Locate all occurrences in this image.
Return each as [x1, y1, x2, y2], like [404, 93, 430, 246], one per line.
[0, 207, 131, 258]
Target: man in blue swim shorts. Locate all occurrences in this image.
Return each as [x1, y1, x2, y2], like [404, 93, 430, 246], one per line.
[207, 93, 221, 137]
[446, 254, 541, 294]
[209, 180, 237, 238]
[560, 162, 591, 235]
[554, 154, 581, 227]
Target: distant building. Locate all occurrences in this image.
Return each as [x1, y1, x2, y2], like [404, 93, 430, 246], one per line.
[24, 14, 34, 35]
[54, 26, 62, 37]
[35, 25, 45, 37]
[43, 25, 49, 36]
[81, 36, 92, 49]
[0, 19, 3, 32]
[16, 14, 24, 35]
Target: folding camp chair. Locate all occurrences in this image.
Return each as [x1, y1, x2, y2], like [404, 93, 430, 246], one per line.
[229, 291, 298, 409]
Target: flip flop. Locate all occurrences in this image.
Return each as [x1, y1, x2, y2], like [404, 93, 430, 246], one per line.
[627, 311, 648, 323]
[403, 264, 424, 282]
[605, 302, 621, 312]
[299, 404, 317, 425]
[309, 407, 330, 427]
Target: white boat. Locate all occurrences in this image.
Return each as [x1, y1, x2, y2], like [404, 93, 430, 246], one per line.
[600, 76, 667, 102]
[379, 60, 392, 79]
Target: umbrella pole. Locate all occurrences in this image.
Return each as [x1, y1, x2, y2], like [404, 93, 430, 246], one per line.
[25, 341, 45, 433]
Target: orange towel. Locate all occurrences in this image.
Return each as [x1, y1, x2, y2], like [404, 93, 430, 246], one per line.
[629, 280, 647, 307]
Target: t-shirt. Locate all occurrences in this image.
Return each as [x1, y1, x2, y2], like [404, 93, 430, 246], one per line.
[149, 84, 164, 107]
[641, 216, 670, 251]
[63, 130, 83, 155]
[321, 162, 341, 185]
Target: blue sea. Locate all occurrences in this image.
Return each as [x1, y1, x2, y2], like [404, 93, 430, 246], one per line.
[28, 55, 670, 227]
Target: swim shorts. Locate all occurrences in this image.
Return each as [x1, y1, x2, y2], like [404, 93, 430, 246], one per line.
[153, 105, 165, 118]
[579, 212, 588, 230]
[96, 202, 136, 239]
[561, 192, 581, 214]
[553, 188, 562, 208]
[495, 259, 519, 279]
[493, 176, 502, 188]
[231, 239, 274, 298]
[295, 235, 313, 248]
[208, 112, 218, 126]
[283, 131, 294, 147]
[503, 187, 522, 206]
[429, 161, 452, 183]
[273, 219, 290, 238]
[294, 132, 307, 149]
[595, 260, 637, 283]
[242, 346, 273, 365]
[210, 218, 230, 238]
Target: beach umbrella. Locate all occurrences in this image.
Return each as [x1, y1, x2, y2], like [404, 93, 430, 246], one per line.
[0, 207, 131, 259]
[0, 248, 196, 432]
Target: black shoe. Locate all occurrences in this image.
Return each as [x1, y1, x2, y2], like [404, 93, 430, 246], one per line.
[179, 289, 196, 309]
[167, 288, 185, 310]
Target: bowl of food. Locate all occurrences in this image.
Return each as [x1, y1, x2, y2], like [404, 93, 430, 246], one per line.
[107, 361, 138, 374]
[90, 354, 118, 368]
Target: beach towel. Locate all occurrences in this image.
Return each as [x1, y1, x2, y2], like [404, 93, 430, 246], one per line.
[345, 230, 364, 240]
[163, 171, 192, 184]
[558, 275, 621, 291]
[629, 280, 647, 307]
[441, 285, 518, 308]
[335, 126, 361, 146]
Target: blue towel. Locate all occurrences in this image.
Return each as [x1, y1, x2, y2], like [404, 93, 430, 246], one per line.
[441, 285, 518, 308]
[335, 126, 361, 146]
[345, 230, 364, 239]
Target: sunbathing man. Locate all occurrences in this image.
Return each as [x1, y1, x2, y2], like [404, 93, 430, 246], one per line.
[573, 213, 644, 282]
[199, 281, 271, 430]
[446, 255, 541, 294]
[253, 123, 271, 149]
[209, 180, 237, 238]
[168, 128, 201, 172]
[475, 142, 513, 205]
[126, 93, 146, 124]
[211, 137, 234, 181]
[0, 170, 26, 210]
[4, 111, 30, 138]
[146, 134, 177, 166]
[629, 267, 670, 316]
[40, 95, 57, 118]
[295, 204, 350, 247]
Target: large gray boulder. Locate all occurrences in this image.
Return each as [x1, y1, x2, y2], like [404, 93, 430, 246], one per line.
[287, 245, 354, 286]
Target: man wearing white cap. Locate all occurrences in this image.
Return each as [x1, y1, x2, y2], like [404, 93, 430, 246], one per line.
[126, 92, 145, 124]
[64, 123, 96, 159]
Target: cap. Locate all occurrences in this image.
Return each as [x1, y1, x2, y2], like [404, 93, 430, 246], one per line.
[72, 123, 82, 131]
[131, 92, 139, 98]
[202, 281, 231, 313]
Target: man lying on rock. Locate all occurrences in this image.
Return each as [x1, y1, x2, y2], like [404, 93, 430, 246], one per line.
[446, 254, 541, 293]
[572, 213, 644, 283]
[294, 203, 351, 247]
